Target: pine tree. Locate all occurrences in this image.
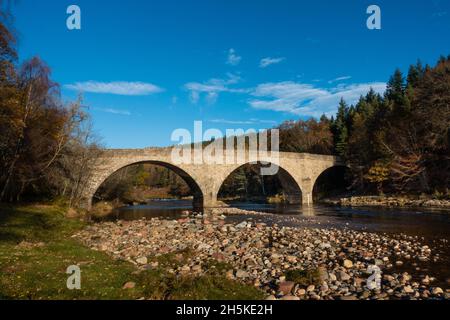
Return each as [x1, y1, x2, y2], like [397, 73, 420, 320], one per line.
[406, 60, 424, 88]
[333, 98, 349, 158]
[385, 69, 407, 107]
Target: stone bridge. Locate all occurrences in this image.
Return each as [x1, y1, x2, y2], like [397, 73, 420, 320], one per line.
[82, 148, 345, 210]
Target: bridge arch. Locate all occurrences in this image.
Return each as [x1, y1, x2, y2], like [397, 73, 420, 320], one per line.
[217, 162, 303, 205]
[83, 149, 344, 210]
[86, 160, 205, 211]
[312, 165, 351, 202]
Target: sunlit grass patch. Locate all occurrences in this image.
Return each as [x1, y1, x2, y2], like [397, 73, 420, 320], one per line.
[0, 204, 264, 300]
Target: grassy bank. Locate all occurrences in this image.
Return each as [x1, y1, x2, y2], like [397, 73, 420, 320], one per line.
[0, 204, 264, 300]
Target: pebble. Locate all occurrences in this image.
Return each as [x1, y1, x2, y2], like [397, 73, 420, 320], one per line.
[339, 271, 351, 281]
[296, 289, 306, 296]
[73, 208, 443, 301]
[136, 257, 148, 265]
[236, 269, 249, 278]
[403, 285, 414, 294]
[306, 285, 315, 292]
[192, 265, 202, 272]
[278, 281, 295, 295]
[343, 259, 354, 269]
[122, 282, 136, 289]
[432, 287, 443, 295]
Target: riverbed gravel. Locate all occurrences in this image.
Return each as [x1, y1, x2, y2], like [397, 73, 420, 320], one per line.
[74, 209, 449, 300]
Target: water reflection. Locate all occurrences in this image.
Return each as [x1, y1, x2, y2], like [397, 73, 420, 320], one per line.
[108, 199, 192, 221]
[106, 200, 450, 239]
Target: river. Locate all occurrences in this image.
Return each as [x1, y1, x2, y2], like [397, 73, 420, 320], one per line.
[105, 199, 450, 289]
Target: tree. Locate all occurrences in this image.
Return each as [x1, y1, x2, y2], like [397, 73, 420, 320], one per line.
[364, 162, 390, 194]
[0, 57, 67, 201]
[279, 118, 333, 155]
[385, 69, 405, 103]
[332, 98, 350, 158]
[0, 17, 106, 206]
[406, 60, 424, 88]
[386, 56, 450, 192]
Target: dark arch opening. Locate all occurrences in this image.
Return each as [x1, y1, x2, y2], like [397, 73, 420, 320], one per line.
[312, 166, 351, 202]
[93, 161, 204, 211]
[217, 162, 302, 205]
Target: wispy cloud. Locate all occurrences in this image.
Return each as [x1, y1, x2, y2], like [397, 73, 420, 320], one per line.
[249, 81, 386, 117]
[433, 11, 447, 17]
[208, 118, 277, 125]
[226, 48, 242, 66]
[259, 57, 285, 68]
[95, 107, 131, 116]
[184, 73, 247, 104]
[328, 76, 352, 84]
[305, 37, 320, 44]
[64, 81, 164, 96]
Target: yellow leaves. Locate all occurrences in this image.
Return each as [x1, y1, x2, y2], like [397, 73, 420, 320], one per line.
[364, 162, 390, 184]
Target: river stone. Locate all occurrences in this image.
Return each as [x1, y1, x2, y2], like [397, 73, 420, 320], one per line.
[339, 271, 351, 281]
[192, 265, 202, 272]
[236, 269, 249, 278]
[235, 222, 248, 229]
[318, 266, 329, 282]
[432, 287, 443, 295]
[278, 281, 295, 295]
[343, 259, 353, 268]
[320, 284, 329, 292]
[374, 259, 383, 266]
[74, 206, 439, 301]
[180, 265, 191, 273]
[306, 285, 315, 292]
[122, 282, 136, 289]
[281, 295, 300, 301]
[319, 242, 331, 249]
[384, 275, 395, 282]
[296, 288, 306, 296]
[339, 295, 358, 300]
[225, 270, 234, 279]
[403, 285, 414, 294]
[422, 276, 430, 285]
[136, 257, 148, 265]
[286, 255, 297, 263]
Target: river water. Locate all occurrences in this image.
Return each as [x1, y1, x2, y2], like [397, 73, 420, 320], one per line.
[107, 199, 450, 289]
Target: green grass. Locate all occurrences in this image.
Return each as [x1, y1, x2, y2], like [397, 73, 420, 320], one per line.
[285, 269, 321, 287]
[0, 204, 264, 300]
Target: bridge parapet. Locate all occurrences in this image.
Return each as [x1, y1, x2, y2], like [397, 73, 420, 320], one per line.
[83, 148, 346, 210]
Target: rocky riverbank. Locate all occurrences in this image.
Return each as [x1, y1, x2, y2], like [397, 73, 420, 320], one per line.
[323, 196, 450, 210]
[74, 211, 449, 300]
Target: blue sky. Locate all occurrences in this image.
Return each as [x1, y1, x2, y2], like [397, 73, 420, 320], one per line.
[10, 0, 450, 148]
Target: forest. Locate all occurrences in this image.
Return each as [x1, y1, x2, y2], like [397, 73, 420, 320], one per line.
[0, 15, 101, 207]
[279, 56, 450, 196]
[1, 14, 449, 207]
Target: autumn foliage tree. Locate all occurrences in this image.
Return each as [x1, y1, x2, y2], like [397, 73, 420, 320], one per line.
[276, 56, 449, 196]
[332, 57, 450, 195]
[278, 117, 334, 155]
[0, 18, 102, 206]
